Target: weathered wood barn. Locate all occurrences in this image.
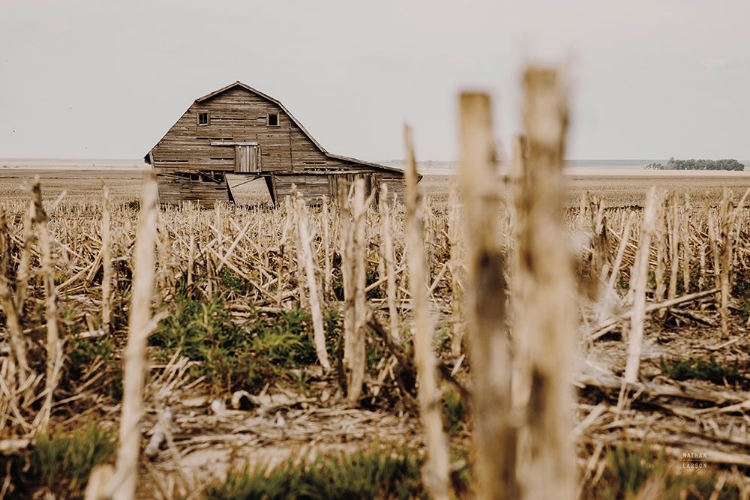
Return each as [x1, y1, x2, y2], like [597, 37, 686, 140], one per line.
[144, 81, 408, 207]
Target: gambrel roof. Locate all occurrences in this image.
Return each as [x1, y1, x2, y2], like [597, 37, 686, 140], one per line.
[145, 81, 405, 175]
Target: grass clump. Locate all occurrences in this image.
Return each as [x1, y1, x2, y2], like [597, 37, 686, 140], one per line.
[442, 390, 468, 436]
[151, 297, 339, 394]
[660, 357, 742, 386]
[588, 446, 738, 500]
[32, 426, 115, 499]
[593, 446, 663, 498]
[201, 448, 429, 500]
[219, 267, 249, 295]
[151, 296, 255, 392]
[67, 335, 122, 399]
[732, 266, 750, 323]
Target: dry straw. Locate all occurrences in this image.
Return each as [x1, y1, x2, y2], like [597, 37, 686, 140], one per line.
[379, 183, 401, 342]
[624, 186, 658, 384]
[404, 124, 451, 500]
[459, 92, 517, 499]
[31, 178, 63, 433]
[109, 171, 159, 500]
[340, 179, 370, 404]
[513, 68, 577, 500]
[102, 184, 112, 334]
[294, 194, 331, 372]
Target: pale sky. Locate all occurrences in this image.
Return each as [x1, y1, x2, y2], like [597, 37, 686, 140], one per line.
[1, 0, 749, 162]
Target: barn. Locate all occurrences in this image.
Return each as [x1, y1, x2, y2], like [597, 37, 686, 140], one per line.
[144, 81, 408, 207]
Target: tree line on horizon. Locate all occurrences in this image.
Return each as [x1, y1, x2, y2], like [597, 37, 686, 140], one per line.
[645, 158, 745, 171]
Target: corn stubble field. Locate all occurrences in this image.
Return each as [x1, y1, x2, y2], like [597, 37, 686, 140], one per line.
[2, 70, 750, 500]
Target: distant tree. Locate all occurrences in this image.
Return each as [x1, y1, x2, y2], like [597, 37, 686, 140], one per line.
[643, 158, 745, 171]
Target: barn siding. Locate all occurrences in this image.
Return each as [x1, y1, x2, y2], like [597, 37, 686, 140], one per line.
[152, 87, 327, 173]
[156, 173, 232, 208]
[272, 170, 406, 206]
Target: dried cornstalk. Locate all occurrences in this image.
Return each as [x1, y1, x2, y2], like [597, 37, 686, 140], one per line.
[578, 192, 588, 228]
[654, 201, 667, 319]
[681, 195, 691, 293]
[102, 185, 112, 334]
[31, 179, 61, 430]
[295, 195, 331, 372]
[0, 205, 9, 278]
[109, 172, 159, 500]
[187, 232, 195, 290]
[341, 179, 369, 404]
[377, 184, 399, 342]
[459, 93, 516, 499]
[607, 212, 634, 293]
[14, 206, 34, 312]
[322, 196, 332, 301]
[290, 194, 308, 309]
[447, 183, 463, 357]
[377, 205, 386, 301]
[717, 190, 733, 338]
[404, 125, 450, 500]
[591, 198, 610, 280]
[698, 240, 706, 291]
[624, 186, 659, 384]
[276, 199, 293, 306]
[0, 205, 31, 397]
[423, 194, 434, 273]
[708, 209, 720, 290]
[513, 68, 577, 500]
[85, 464, 115, 500]
[668, 196, 679, 301]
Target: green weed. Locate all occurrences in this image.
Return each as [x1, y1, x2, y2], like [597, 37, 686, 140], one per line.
[660, 357, 742, 386]
[366, 268, 382, 300]
[442, 390, 467, 436]
[151, 297, 341, 394]
[67, 335, 122, 399]
[595, 446, 663, 499]
[588, 446, 738, 500]
[219, 267, 249, 295]
[32, 426, 116, 499]
[151, 297, 257, 393]
[732, 267, 750, 323]
[200, 448, 431, 500]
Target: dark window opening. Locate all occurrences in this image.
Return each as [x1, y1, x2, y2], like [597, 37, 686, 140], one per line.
[267, 113, 279, 126]
[198, 112, 209, 125]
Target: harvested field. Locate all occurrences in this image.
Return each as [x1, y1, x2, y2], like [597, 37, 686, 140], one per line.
[1, 164, 749, 498]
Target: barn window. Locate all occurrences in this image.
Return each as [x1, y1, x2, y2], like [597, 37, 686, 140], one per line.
[198, 112, 209, 126]
[267, 113, 279, 126]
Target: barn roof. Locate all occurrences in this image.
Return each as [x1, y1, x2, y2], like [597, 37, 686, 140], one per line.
[145, 81, 405, 175]
[195, 81, 329, 154]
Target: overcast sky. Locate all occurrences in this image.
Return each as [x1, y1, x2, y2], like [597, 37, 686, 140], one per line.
[1, 0, 749, 162]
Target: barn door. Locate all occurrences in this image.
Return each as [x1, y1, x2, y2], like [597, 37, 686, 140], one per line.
[234, 145, 260, 173]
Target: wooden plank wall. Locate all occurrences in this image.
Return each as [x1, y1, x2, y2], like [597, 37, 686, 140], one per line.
[156, 173, 231, 208]
[376, 175, 407, 203]
[273, 174, 331, 205]
[272, 171, 406, 206]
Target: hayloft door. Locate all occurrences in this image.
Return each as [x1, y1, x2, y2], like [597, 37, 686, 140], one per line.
[234, 145, 260, 174]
